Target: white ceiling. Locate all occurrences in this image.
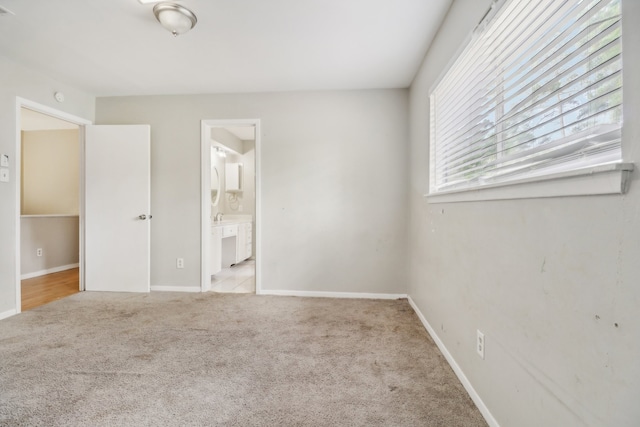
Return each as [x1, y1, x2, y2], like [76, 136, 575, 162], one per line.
[0, 0, 452, 97]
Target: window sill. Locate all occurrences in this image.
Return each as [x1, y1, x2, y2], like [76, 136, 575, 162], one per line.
[425, 163, 634, 204]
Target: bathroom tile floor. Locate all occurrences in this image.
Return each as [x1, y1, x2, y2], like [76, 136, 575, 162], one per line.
[211, 259, 255, 294]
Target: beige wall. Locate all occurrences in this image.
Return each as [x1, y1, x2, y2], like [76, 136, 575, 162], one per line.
[21, 129, 79, 215]
[96, 90, 409, 294]
[407, 1, 640, 426]
[0, 54, 94, 316]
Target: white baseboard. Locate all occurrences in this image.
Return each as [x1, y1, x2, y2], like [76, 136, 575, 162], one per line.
[21, 263, 79, 280]
[0, 309, 17, 321]
[150, 286, 202, 293]
[258, 290, 407, 300]
[407, 296, 499, 427]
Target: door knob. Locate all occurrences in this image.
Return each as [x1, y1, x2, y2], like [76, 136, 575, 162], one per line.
[138, 214, 147, 220]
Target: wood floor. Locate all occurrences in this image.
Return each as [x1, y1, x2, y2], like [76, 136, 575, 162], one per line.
[21, 268, 80, 311]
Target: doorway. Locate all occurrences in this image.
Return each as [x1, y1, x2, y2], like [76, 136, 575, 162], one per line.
[15, 98, 91, 312]
[200, 119, 261, 294]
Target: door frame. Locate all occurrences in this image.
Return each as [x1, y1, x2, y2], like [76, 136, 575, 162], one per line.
[200, 119, 262, 294]
[15, 97, 91, 313]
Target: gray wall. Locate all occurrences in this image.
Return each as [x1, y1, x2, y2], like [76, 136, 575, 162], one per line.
[21, 216, 79, 275]
[96, 90, 409, 293]
[407, 1, 640, 426]
[0, 54, 94, 316]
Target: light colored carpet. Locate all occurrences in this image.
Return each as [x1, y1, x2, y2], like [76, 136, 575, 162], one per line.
[0, 292, 487, 426]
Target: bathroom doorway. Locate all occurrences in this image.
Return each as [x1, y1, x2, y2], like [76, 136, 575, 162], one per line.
[200, 119, 261, 294]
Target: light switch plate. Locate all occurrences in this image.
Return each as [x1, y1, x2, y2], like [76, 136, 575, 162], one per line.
[0, 154, 8, 167]
[0, 168, 9, 183]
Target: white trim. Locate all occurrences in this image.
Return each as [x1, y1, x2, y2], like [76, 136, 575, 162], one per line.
[17, 98, 92, 127]
[15, 97, 91, 313]
[21, 263, 79, 280]
[21, 214, 79, 218]
[426, 163, 634, 203]
[14, 101, 22, 314]
[78, 127, 86, 292]
[200, 121, 211, 292]
[151, 286, 202, 293]
[407, 296, 499, 427]
[200, 119, 261, 295]
[0, 309, 18, 321]
[254, 120, 262, 295]
[260, 290, 408, 300]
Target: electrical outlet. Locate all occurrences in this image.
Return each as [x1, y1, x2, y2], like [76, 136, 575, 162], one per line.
[477, 330, 485, 360]
[176, 258, 184, 269]
[36, 248, 43, 257]
[0, 168, 9, 183]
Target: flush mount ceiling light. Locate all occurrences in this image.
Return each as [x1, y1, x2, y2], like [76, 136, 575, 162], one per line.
[152, 3, 197, 37]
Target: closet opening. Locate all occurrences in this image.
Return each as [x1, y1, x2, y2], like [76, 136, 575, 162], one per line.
[16, 99, 90, 312]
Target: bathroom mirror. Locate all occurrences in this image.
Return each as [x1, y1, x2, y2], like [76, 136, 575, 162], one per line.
[211, 166, 220, 206]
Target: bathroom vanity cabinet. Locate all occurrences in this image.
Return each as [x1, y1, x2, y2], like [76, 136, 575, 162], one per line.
[211, 218, 252, 275]
[237, 222, 252, 262]
[211, 226, 222, 275]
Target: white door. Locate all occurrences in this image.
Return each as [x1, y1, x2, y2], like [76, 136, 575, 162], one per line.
[84, 125, 150, 292]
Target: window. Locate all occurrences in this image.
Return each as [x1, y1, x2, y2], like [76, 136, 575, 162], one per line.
[429, 0, 623, 196]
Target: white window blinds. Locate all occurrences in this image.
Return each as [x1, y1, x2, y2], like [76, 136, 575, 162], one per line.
[429, 0, 622, 194]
